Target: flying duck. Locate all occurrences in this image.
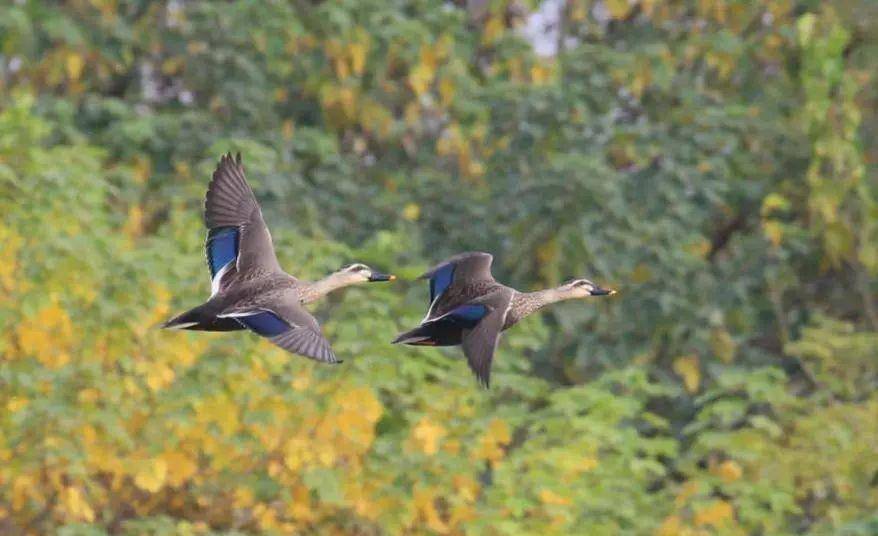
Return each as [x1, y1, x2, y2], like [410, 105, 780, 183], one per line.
[392, 252, 614, 387]
[163, 153, 394, 363]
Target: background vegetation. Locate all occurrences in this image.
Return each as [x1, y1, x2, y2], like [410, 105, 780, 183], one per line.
[1, 0, 876, 534]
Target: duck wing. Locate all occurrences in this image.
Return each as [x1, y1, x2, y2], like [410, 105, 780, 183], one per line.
[459, 287, 514, 388]
[217, 294, 339, 364]
[420, 251, 496, 320]
[204, 153, 284, 294]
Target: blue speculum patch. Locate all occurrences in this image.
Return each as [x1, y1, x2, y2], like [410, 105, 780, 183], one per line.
[429, 263, 455, 302]
[238, 311, 290, 337]
[446, 304, 488, 328]
[206, 227, 239, 276]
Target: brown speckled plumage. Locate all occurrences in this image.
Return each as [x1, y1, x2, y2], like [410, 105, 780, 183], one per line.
[503, 289, 562, 330]
[163, 152, 393, 364]
[394, 251, 614, 387]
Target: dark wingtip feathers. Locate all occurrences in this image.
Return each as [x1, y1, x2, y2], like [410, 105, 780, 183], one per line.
[216, 151, 242, 169]
[473, 367, 491, 389]
[204, 151, 258, 228]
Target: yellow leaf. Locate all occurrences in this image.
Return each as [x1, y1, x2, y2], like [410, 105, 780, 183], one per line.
[339, 87, 358, 118]
[145, 362, 175, 392]
[605, 0, 633, 20]
[408, 62, 434, 96]
[349, 42, 368, 75]
[287, 484, 315, 521]
[675, 480, 701, 508]
[161, 57, 184, 75]
[414, 487, 448, 533]
[333, 57, 350, 79]
[334, 386, 383, 424]
[134, 457, 168, 493]
[686, 238, 711, 259]
[673, 355, 700, 393]
[7, 396, 28, 413]
[473, 418, 511, 462]
[11, 474, 35, 511]
[77, 389, 100, 404]
[468, 160, 485, 179]
[61, 487, 94, 522]
[569, 456, 598, 475]
[694, 499, 734, 527]
[283, 438, 313, 471]
[0, 224, 22, 292]
[412, 417, 446, 455]
[482, 16, 504, 45]
[439, 77, 456, 106]
[761, 193, 789, 216]
[163, 451, 197, 487]
[487, 418, 511, 443]
[123, 205, 144, 239]
[195, 395, 240, 435]
[233, 487, 255, 508]
[640, 0, 658, 16]
[763, 220, 783, 247]
[453, 475, 479, 502]
[254, 503, 279, 530]
[443, 438, 461, 455]
[714, 460, 743, 483]
[655, 514, 682, 536]
[17, 300, 74, 368]
[132, 156, 151, 184]
[539, 488, 571, 506]
[710, 328, 736, 363]
[66, 52, 84, 81]
[402, 203, 421, 221]
[530, 64, 552, 85]
[291, 374, 310, 391]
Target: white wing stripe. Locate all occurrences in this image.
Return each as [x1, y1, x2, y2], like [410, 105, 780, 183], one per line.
[210, 261, 234, 297]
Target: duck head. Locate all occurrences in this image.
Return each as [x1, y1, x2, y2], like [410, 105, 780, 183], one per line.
[558, 278, 616, 298]
[336, 263, 396, 284]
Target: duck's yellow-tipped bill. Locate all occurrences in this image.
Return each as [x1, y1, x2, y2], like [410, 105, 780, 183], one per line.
[368, 272, 396, 282]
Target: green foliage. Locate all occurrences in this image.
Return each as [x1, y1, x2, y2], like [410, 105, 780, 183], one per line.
[1, 1, 876, 534]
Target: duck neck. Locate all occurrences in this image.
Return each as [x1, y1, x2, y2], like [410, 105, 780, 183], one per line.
[506, 288, 566, 327]
[299, 272, 351, 304]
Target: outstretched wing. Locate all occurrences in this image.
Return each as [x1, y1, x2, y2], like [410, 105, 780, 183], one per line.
[219, 296, 339, 364]
[204, 153, 283, 293]
[460, 288, 513, 388]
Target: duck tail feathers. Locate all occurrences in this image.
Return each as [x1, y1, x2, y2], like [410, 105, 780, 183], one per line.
[392, 326, 431, 345]
[161, 303, 244, 332]
[392, 324, 461, 346]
